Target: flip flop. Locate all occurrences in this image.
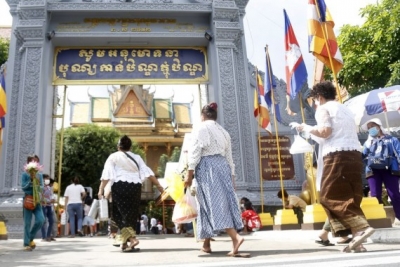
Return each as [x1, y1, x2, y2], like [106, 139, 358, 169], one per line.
[226, 253, 251, 258]
[200, 247, 212, 253]
[315, 239, 335, 246]
[348, 227, 375, 250]
[337, 238, 353, 244]
[122, 247, 140, 253]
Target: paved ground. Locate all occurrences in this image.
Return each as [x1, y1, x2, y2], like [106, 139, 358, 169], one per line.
[1, 229, 400, 267]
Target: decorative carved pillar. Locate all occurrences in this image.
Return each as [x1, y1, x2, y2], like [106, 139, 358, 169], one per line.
[0, 0, 47, 193]
[211, 0, 257, 188]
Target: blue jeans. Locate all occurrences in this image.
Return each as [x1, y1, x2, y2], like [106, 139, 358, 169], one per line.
[41, 206, 54, 239]
[67, 203, 83, 235]
[23, 203, 45, 246]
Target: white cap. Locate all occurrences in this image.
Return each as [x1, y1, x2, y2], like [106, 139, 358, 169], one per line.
[361, 118, 383, 131]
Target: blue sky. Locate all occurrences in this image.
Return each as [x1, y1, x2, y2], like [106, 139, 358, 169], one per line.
[0, 0, 377, 86]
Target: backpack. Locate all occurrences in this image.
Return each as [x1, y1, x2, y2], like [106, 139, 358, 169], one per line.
[367, 137, 392, 170]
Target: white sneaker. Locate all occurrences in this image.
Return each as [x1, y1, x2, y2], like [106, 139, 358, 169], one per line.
[393, 218, 400, 227]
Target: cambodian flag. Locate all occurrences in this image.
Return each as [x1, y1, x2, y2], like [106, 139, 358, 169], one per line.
[284, 9, 308, 99]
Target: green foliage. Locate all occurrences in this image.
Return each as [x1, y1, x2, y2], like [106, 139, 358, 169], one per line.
[145, 200, 174, 226]
[157, 147, 181, 178]
[157, 154, 169, 178]
[336, 0, 400, 96]
[169, 147, 181, 162]
[55, 124, 144, 194]
[0, 38, 9, 66]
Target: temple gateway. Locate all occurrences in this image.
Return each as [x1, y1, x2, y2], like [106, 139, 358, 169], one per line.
[0, 0, 313, 237]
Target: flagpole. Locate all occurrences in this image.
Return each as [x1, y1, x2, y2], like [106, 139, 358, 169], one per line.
[314, 0, 342, 103]
[265, 45, 285, 210]
[255, 67, 265, 214]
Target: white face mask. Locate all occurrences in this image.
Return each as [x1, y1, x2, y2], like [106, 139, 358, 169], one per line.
[45, 180, 50, 185]
[314, 99, 320, 106]
[240, 204, 244, 208]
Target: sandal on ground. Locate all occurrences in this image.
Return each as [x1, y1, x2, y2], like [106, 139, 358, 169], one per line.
[24, 246, 33, 252]
[342, 246, 351, 253]
[348, 227, 375, 250]
[200, 247, 212, 253]
[122, 247, 140, 253]
[29, 241, 36, 249]
[226, 252, 251, 258]
[337, 238, 352, 244]
[315, 239, 335, 246]
[129, 239, 140, 248]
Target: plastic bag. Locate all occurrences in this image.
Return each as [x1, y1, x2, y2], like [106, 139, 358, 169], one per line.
[290, 134, 313, 154]
[172, 190, 197, 224]
[165, 172, 185, 201]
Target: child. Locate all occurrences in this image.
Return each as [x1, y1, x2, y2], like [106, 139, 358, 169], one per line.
[140, 219, 146, 235]
[241, 201, 262, 234]
[82, 199, 96, 237]
[157, 221, 163, 235]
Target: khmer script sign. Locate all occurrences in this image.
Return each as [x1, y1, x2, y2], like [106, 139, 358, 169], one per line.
[259, 136, 295, 181]
[53, 47, 208, 85]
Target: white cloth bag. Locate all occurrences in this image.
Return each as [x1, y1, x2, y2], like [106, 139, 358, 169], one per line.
[88, 199, 99, 219]
[99, 198, 109, 221]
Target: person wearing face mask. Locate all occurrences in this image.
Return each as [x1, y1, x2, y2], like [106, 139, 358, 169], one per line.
[41, 174, 55, 242]
[361, 118, 400, 223]
[296, 81, 374, 253]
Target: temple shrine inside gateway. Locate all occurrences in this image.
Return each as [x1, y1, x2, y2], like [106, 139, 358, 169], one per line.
[0, 0, 333, 237]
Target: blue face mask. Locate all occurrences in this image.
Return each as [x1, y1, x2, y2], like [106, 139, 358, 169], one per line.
[368, 126, 379, 137]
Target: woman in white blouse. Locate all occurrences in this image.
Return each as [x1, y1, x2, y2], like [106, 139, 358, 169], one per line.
[184, 102, 244, 256]
[98, 135, 163, 253]
[297, 82, 374, 253]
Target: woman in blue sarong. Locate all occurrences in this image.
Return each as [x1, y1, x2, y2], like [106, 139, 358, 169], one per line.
[184, 102, 244, 256]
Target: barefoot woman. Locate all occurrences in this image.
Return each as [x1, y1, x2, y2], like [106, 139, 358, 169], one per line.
[184, 103, 245, 256]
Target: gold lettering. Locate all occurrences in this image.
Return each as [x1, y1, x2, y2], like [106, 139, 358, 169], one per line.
[131, 50, 137, 57]
[58, 64, 69, 78]
[120, 50, 129, 61]
[138, 63, 158, 76]
[100, 64, 113, 72]
[165, 49, 179, 57]
[172, 58, 181, 71]
[160, 62, 170, 79]
[183, 63, 202, 76]
[71, 64, 96, 75]
[79, 49, 94, 62]
[137, 49, 151, 57]
[108, 50, 117, 57]
[96, 50, 105, 57]
[115, 61, 124, 72]
[153, 50, 162, 57]
[126, 58, 136, 72]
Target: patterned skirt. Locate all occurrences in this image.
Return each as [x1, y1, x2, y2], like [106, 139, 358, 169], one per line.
[112, 181, 141, 242]
[320, 150, 369, 236]
[195, 154, 243, 239]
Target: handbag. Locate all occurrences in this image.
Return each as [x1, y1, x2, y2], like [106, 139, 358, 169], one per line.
[23, 195, 35, 210]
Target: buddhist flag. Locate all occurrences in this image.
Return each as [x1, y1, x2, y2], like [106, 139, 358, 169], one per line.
[284, 9, 308, 99]
[0, 72, 6, 129]
[307, 0, 343, 74]
[254, 69, 272, 134]
[264, 48, 282, 123]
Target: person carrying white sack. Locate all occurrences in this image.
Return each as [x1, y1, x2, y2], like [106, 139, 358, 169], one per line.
[295, 81, 374, 253]
[98, 135, 164, 253]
